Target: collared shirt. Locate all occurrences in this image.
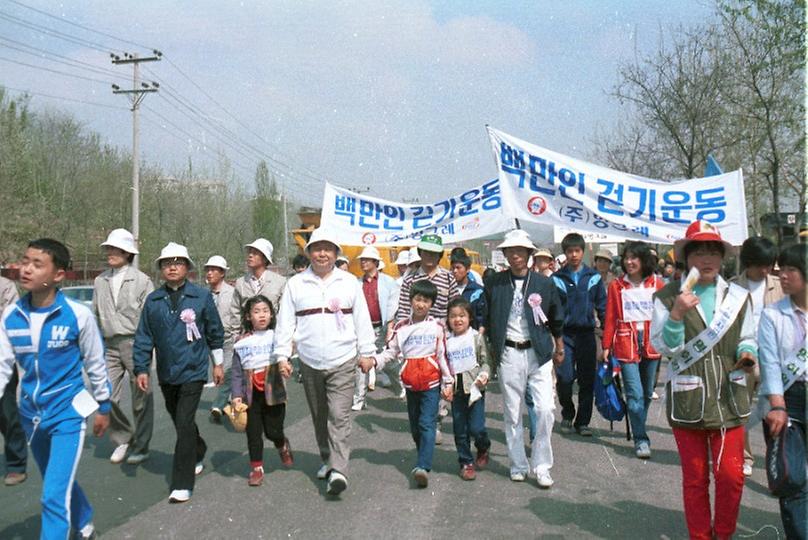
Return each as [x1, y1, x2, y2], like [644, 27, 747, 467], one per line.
[362, 273, 382, 324]
[274, 267, 376, 370]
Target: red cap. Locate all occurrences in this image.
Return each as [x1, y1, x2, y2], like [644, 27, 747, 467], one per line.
[673, 220, 733, 261]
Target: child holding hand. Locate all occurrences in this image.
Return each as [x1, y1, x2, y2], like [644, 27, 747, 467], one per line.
[231, 295, 294, 487]
[360, 280, 453, 488]
[446, 297, 492, 480]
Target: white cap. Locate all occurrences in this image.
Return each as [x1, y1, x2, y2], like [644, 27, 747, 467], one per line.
[394, 250, 411, 265]
[155, 242, 194, 269]
[408, 246, 421, 264]
[304, 228, 342, 254]
[358, 246, 382, 261]
[203, 255, 229, 270]
[101, 228, 139, 255]
[497, 229, 538, 253]
[244, 238, 274, 264]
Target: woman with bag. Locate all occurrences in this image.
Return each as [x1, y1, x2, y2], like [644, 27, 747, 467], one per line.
[650, 221, 758, 540]
[602, 241, 665, 459]
[758, 243, 808, 539]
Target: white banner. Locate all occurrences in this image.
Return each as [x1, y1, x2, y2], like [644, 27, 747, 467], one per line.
[320, 180, 514, 246]
[489, 127, 749, 245]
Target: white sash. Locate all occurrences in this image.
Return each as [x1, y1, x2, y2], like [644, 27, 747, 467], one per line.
[667, 283, 748, 379]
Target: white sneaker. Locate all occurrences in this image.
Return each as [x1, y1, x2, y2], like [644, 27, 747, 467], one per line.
[635, 442, 652, 460]
[126, 452, 150, 465]
[194, 462, 204, 475]
[326, 471, 348, 495]
[77, 522, 96, 539]
[743, 463, 753, 477]
[316, 464, 329, 480]
[398, 388, 407, 401]
[651, 391, 659, 400]
[536, 471, 554, 488]
[351, 401, 366, 411]
[110, 443, 129, 464]
[168, 489, 192, 503]
[510, 471, 526, 482]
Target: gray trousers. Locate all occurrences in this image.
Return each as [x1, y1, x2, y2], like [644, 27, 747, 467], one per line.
[353, 326, 400, 405]
[300, 357, 355, 476]
[107, 335, 154, 454]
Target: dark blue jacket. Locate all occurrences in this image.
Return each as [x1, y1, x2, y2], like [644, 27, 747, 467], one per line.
[133, 281, 224, 385]
[484, 270, 564, 370]
[460, 279, 486, 330]
[552, 264, 606, 330]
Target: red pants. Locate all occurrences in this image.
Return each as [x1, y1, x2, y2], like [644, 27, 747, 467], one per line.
[672, 426, 745, 540]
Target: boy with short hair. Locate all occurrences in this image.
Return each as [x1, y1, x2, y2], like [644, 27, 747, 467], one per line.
[552, 233, 606, 436]
[450, 248, 486, 331]
[0, 239, 112, 539]
[360, 280, 453, 488]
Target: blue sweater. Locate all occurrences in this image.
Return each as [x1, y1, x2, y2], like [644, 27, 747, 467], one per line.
[134, 281, 224, 385]
[552, 264, 606, 330]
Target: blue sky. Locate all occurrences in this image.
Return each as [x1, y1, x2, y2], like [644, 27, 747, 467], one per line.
[0, 0, 714, 208]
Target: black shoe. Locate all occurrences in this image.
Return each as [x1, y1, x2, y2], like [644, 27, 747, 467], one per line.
[575, 425, 593, 437]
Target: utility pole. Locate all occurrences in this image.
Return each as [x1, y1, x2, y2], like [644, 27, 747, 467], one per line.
[112, 50, 162, 268]
[282, 187, 290, 268]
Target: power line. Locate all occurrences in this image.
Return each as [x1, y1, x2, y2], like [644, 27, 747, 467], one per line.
[6, 0, 154, 53]
[0, 55, 118, 85]
[0, 36, 126, 79]
[1, 85, 128, 110]
[0, 10, 115, 53]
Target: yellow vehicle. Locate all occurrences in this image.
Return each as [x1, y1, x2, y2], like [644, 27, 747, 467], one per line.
[292, 209, 484, 278]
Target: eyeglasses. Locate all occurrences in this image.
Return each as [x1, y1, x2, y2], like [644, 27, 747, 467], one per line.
[160, 258, 188, 268]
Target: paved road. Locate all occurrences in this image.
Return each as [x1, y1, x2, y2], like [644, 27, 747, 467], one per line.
[0, 368, 783, 539]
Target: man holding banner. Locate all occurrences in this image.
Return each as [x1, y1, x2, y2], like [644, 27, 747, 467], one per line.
[650, 220, 757, 540]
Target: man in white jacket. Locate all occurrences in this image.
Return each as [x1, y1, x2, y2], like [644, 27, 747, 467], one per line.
[274, 228, 375, 496]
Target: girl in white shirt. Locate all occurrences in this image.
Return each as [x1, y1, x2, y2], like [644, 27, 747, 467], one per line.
[231, 295, 294, 487]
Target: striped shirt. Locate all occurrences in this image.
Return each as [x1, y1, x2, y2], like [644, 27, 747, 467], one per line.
[395, 266, 459, 322]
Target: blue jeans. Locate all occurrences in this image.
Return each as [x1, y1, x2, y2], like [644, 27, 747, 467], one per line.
[556, 329, 597, 428]
[451, 384, 490, 465]
[779, 382, 806, 540]
[524, 388, 538, 441]
[406, 387, 440, 471]
[619, 359, 659, 446]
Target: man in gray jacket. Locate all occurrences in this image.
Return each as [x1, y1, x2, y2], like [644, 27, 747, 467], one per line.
[204, 255, 235, 420]
[0, 274, 26, 486]
[93, 229, 155, 465]
[228, 238, 286, 335]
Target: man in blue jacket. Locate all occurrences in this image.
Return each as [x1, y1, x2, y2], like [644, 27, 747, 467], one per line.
[0, 239, 111, 540]
[134, 242, 224, 504]
[552, 233, 607, 437]
[485, 230, 564, 489]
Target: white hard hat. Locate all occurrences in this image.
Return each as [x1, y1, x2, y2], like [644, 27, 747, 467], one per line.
[394, 250, 410, 265]
[203, 255, 229, 271]
[245, 238, 274, 264]
[101, 228, 139, 255]
[358, 246, 382, 261]
[304, 228, 342, 254]
[155, 242, 194, 269]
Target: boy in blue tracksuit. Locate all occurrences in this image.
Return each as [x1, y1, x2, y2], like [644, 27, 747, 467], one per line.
[0, 239, 111, 540]
[552, 233, 606, 436]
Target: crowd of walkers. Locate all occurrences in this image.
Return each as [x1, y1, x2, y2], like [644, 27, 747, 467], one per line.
[0, 219, 805, 540]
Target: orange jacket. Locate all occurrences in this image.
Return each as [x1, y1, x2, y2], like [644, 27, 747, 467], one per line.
[602, 275, 664, 362]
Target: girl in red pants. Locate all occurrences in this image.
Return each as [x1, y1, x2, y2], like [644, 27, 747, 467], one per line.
[650, 221, 758, 540]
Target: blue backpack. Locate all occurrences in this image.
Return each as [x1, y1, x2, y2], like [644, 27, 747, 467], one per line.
[595, 355, 626, 423]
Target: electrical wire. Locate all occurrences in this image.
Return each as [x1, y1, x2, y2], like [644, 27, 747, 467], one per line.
[0, 10, 115, 53]
[1, 85, 128, 110]
[0, 55, 118, 85]
[0, 36, 126, 79]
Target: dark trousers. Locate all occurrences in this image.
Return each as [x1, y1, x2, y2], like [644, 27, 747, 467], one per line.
[0, 368, 27, 473]
[556, 329, 597, 428]
[160, 381, 206, 491]
[775, 382, 807, 540]
[246, 387, 286, 463]
[406, 386, 440, 471]
[450, 383, 490, 465]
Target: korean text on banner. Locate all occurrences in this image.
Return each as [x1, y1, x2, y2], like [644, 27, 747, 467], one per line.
[320, 180, 514, 246]
[488, 127, 748, 245]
